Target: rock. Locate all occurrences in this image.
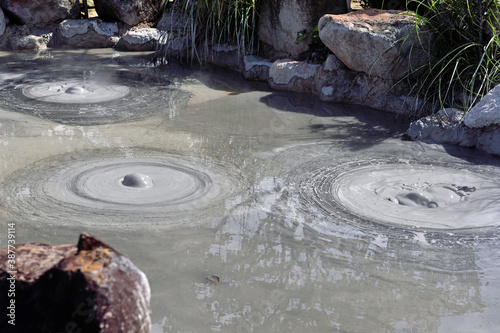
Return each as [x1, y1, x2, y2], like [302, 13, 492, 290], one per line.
[265, 54, 424, 115]
[155, 31, 190, 60]
[318, 9, 432, 80]
[0, 0, 80, 26]
[320, 54, 424, 114]
[406, 109, 479, 147]
[0, 8, 6, 37]
[464, 84, 500, 128]
[206, 43, 244, 72]
[116, 28, 159, 51]
[0, 233, 151, 333]
[244, 55, 272, 81]
[406, 107, 500, 155]
[94, 0, 166, 26]
[258, 0, 347, 59]
[57, 19, 119, 48]
[11, 33, 49, 50]
[269, 59, 320, 94]
[476, 126, 500, 155]
[157, 9, 189, 33]
[0, 24, 53, 50]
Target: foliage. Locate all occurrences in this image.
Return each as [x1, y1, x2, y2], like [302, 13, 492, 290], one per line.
[404, 0, 500, 113]
[160, 0, 260, 63]
[295, 25, 320, 45]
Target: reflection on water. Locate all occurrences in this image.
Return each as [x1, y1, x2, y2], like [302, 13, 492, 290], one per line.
[1, 50, 500, 332]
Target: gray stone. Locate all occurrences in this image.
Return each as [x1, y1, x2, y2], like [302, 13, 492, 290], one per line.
[116, 28, 159, 51]
[0, 0, 80, 26]
[0, 24, 54, 50]
[318, 9, 432, 80]
[94, 0, 166, 26]
[206, 43, 244, 72]
[157, 10, 189, 32]
[406, 111, 479, 147]
[57, 19, 119, 48]
[477, 126, 500, 155]
[0, 8, 6, 37]
[269, 59, 320, 94]
[258, 0, 347, 59]
[244, 55, 272, 81]
[407, 111, 500, 156]
[317, 54, 422, 115]
[11, 33, 49, 50]
[463, 84, 500, 128]
[265, 54, 422, 115]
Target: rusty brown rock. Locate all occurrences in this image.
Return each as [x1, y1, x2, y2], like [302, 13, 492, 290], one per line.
[0, 232, 151, 333]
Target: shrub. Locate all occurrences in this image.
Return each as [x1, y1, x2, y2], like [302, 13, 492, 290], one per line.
[159, 0, 260, 63]
[404, 0, 500, 114]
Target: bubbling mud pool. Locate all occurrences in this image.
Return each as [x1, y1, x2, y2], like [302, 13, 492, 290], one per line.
[302, 160, 500, 231]
[1, 148, 244, 228]
[0, 66, 191, 126]
[278, 144, 500, 240]
[1, 50, 500, 332]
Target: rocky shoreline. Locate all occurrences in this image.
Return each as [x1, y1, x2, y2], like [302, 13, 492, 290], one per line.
[0, 0, 498, 155]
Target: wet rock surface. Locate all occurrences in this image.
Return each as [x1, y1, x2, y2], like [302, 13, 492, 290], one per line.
[406, 108, 500, 156]
[319, 9, 432, 80]
[0, 233, 151, 333]
[0, 0, 80, 26]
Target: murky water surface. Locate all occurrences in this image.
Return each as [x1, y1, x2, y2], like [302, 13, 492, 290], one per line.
[1, 50, 500, 332]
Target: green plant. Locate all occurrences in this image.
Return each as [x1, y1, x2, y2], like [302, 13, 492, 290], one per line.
[159, 0, 260, 63]
[295, 25, 320, 45]
[404, 0, 500, 114]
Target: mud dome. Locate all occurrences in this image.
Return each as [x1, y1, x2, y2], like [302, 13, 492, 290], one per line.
[276, 143, 500, 239]
[0, 68, 190, 126]
[1, 149, 244, 228]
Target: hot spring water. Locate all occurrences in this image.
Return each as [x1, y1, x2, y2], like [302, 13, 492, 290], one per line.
[1, 50, 500, 332]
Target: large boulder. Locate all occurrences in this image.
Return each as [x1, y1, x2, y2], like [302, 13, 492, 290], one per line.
[0, 233, 151, 333]
[258, 0, 347, 59]
[0, 0, 80, 26]
[116, 28, 159, 51]
[318, 9, 432, 80]
[94, 0, 166, 26]
[56, 19, 120, 48]
[464, 84, 500, 128]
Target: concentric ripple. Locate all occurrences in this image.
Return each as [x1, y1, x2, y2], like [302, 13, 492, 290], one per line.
[22, 80, 130, 104]
[301, 160, 500, 232]
[1, 149, 244, 228]
[277, 144, 500, 238]
[0, 70, 191, 125]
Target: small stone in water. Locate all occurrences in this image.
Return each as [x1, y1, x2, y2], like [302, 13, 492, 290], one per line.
[207, 275, 220, 283]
